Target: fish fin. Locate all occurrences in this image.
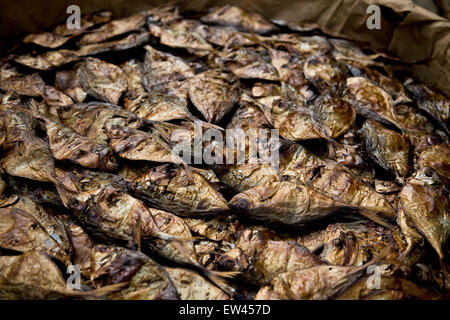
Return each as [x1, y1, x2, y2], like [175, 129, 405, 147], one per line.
[79, 282, 128, 298]
[152, 231, 200, 242]
[52, 180, 72, 208]
[204, 270, 239, 296]
[187, 115, 224, 131]
[182, 163, 194, 183]
[398, 242, 415, 261]
[131, 218, 142, 251]
[356, 208, 395, 229]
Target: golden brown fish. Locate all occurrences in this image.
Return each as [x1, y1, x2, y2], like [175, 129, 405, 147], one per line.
[399, 168, 449, 261]
[80, 57, 128, 104]
[0, 195, 73, 265]
[188, 69, 240, 123]
[360, 119, 411, 182]
[201, 5, 277, 34]
[129, 164, 230, 217]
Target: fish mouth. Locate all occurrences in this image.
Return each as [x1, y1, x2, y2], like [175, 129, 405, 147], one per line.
[229, 196, 252, 211]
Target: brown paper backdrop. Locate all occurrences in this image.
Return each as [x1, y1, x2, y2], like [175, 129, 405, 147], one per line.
[0, 0, 449, 96]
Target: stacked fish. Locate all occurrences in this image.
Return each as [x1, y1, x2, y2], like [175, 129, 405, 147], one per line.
[0, 5, 449, 300]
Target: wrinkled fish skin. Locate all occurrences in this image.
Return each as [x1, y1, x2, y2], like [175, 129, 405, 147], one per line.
[230, 181, 352, 225]
[130, 165, 230, 217]
[419, 144, 450, 182]
[80, 57, 128, 104]
[218, 234, 322, 285]
[254, 262, 374, 300]
[142, 45, 194, 91]
[89, 244, 179, 300]
[43, 118, 118, 171]
[345, 77, 402, 129]
[0, 108, 57, 183]
[108, 125, 184, 167]
[405, 81, 449, 134]
[201, 5, 277, 34]
[296, 221, 403, 266]
[399, 169, 449, 260]
[57, 102, 143, 143]
[188, 69, 240, 123]
[361, 119, 411, 182]
[0, 196, 73, 265]
[165, 267, 230, 300]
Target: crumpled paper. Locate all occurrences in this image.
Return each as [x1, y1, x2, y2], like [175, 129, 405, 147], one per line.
[0, 0, 448, 95]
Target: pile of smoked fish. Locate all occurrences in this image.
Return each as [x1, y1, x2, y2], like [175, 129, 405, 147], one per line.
[0, 5, 449, 300]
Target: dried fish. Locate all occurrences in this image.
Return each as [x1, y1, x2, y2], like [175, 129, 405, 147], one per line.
[80, 57, 128, 104]
[218, 233, 322, 285]
[230, 181, 354, 225]
[0, 109, 57, 183]
[42, 116, 118, 171]
[55, 64, 87, 103]
[345, 77, 403, 129]
[418, 144, 450, 182]
[0, 195, 73, 265]
[129, 164, 230, 217]
[296, 221, 402, 266]
[57, 102, 143, 143]
[78, 32, 150, 56]
[165, 267, 229, 300]
[0, 73, 73, 106]
[0, 252, 81, 299]
[89, 244, 179, 300]
[361, 119, 411, 182]
[214, 47, 279, 81]
[108, 125, 186, 168]
[188, 69, 240, 123]
[303, 54, 346, 94]
[254, 261, 380, 300]
[14, 50, 80, 70]
[149, 24, 213, 54]
[405, 81, 449, 134]
[124, 93, 193, 122]
[272, 99, 332, 142]
[201, 5, 277, 34]
[399, 168, 449, 260]
[195, 25, 256, 47]
[79, 12, 147, 45]
[142, 45, 194, 91]
[308, 95, 356, 139]
[1, 4, 449, 300]
[121, 59, 146, 94]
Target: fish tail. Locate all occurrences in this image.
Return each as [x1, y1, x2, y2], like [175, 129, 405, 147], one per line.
[327, 141, 336, 158]
[359, 246, 392, 272]
[181, 163, 194, 182]
[204, 269, 239, 296]
[153, 231, 201, 242]
[80, 282, 128, 298]
[187, 114, 224, 131]
[48, 174, 77, 208]
[357, 208, 394, 229]
[398, 246, 413, 261]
